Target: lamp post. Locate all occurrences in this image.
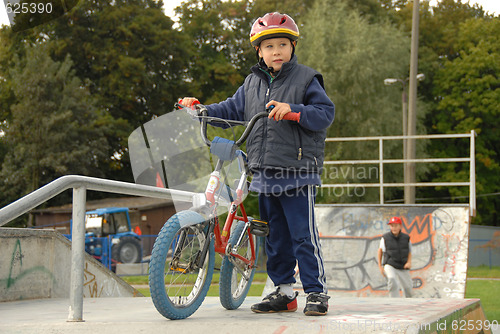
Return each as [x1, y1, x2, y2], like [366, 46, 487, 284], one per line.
[407, 0, 421, 204]
[384, 73, 424, 203]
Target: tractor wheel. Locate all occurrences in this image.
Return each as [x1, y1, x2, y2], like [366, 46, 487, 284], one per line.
[112, 237, 142, 263]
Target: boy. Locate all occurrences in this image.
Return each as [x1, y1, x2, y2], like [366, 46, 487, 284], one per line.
[377, 216, 413, 297]
[181, 12, 335, 315]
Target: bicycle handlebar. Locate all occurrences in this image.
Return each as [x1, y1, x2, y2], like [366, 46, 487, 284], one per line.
[174, 102, 300, 148]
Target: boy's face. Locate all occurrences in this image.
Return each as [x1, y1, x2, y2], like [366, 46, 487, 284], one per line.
[258, 38, 294, 72]
[389, 223, 402, 236]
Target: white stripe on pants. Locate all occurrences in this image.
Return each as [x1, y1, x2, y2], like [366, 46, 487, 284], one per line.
[384, 264, 413, 298]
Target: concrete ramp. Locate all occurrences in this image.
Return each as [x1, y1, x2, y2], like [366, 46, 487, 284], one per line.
[0, 297, 494, 334]
[0, 228, 142, 301]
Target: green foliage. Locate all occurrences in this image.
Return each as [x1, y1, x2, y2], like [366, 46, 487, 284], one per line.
[0, 0, 193, 198]
[299, 0, 411, 138]
[430, 18, 500, 225]
[0, 44, 109, 208]
[298, 0, 417, 203]
[4, 0, 189, 125]
[175, 0, 254, 103]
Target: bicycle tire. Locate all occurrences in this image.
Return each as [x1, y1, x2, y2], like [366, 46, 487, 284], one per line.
[149, 210, 215, 320]
[219, 220, 259, 310]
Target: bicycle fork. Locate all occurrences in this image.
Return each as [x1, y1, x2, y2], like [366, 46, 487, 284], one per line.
[227, 220, 253, 280]
[170, 219, 215, 273]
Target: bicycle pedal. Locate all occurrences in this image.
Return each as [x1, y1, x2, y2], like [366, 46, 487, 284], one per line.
[249, 218, 269, 237]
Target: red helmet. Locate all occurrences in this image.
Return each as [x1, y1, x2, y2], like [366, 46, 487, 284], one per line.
[250, 12, 299, 47]
[388, 217, 403, 225]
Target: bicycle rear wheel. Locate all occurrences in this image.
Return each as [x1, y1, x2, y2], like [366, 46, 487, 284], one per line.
[219, 220, 259, 310]
[149, 210, 215, 320]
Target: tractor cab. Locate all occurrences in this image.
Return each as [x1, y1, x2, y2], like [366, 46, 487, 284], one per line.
[85, 208, 131, 237]
[83, 207, 142, 268]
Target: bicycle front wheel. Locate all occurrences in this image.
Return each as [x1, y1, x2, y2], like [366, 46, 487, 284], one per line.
[219, 220, 259, 310]
[149, 210, 215, 320]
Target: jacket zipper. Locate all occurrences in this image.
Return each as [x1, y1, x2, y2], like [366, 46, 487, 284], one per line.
[297, 128, 303, 160]
[259, 75, 273, 167]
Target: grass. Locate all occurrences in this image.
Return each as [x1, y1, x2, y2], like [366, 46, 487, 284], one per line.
[467, 265, 500, 278]
[466, 266, 500, 322]
[123, 267, 500, 322]
[122, 272, 268, 285]
[465, 280, 500, 322]
[124, 272, 267, 298]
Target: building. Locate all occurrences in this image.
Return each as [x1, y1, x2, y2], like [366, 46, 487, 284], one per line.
[30, 196, 182, 257]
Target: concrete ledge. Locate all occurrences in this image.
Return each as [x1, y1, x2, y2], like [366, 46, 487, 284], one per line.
[0, 228, 142, 301]
[0, 297, 494, 334]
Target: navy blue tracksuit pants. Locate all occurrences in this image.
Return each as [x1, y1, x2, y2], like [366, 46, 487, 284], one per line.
[258, 185, 327, 294]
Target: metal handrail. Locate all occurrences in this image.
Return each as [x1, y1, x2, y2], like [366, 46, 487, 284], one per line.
[322, 130, 476, 215]
[0, 175, 196, 322]
[325, 132, 473, 141]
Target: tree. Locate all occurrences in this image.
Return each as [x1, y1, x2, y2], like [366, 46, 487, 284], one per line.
[0, 0, 194, 183]
[0, 44, 110, 210]
[175, 0, 252, 103]
[387, 1, 497, 225]
[431, 18, 500, 225]
[381, 0, 490, 116]
[297, 0, 418, 203]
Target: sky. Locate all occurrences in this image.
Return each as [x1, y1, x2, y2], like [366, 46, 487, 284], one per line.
[1, 0, 499, 28]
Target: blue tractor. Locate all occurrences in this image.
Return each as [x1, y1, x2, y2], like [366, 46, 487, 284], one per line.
[84, 207, 142, 269]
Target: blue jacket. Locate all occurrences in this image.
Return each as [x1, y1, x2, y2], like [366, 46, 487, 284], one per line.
[205, 55, 334, 193]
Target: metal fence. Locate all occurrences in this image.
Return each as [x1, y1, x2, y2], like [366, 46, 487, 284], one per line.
[322, 131, 476, 216]
[469, 225, 500, 268]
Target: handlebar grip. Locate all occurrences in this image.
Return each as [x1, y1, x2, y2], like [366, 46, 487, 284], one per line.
[267, 105, 300, 122]
[178, 99, 200, 109]
[282, 112, 300, 122]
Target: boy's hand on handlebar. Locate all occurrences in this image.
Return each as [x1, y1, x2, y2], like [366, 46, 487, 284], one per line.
[267, 101, 291, 121]
[178, 98, 205, 119]
[179, 97, 200, 108]
[266, 101, 300, 122]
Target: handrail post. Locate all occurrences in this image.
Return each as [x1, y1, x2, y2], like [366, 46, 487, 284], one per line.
[470, 130, 476, 217]
[68, 186, 87, 322]
[379, 138, 384, 204]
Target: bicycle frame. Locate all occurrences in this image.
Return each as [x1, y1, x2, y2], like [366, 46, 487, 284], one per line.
[203, 158, 257, 270]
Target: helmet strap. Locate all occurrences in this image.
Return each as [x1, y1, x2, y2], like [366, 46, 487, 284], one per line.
[258, 56, 275, 75]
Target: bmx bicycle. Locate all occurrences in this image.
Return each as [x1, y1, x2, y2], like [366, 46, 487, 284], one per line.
[128, 102, 299, 320]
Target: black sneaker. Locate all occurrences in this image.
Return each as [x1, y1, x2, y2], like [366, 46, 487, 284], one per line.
[303, 292, 330, 316]
[251, 289, 298, 313]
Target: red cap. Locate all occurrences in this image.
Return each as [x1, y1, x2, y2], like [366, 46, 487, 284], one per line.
[388, 217, 402, 225]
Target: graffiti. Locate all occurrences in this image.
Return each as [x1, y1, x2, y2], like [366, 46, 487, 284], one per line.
[0, 239, 56, 290]
[84, 262, 104, 297]
[311, 206, 469, 298]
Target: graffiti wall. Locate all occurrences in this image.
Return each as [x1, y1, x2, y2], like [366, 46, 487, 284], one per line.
[312, 205, 470, 298]
[0, 228, 141, 301]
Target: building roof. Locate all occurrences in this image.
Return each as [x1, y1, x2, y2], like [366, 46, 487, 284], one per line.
[31, 196, 174, 214]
